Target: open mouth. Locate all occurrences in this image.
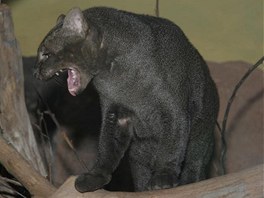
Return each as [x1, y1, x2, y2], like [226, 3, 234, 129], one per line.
[50, 67, 82, 96]
[67, 68, 81, 96]
[35, 64, 91, 96]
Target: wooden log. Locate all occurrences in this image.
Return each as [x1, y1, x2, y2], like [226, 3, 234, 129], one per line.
[0, 4, 46, 176]
[0, 3, 262, 198]
[51, 164, 263, 198]
[0, 134, 56, 197]
[0, 131, 262, 197]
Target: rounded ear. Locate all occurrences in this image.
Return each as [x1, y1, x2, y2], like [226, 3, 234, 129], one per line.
[62, 7, 88, 39]
[56, 14, 65, 25]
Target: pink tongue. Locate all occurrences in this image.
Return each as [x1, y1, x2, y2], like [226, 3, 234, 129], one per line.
[67, 69, 80, 96]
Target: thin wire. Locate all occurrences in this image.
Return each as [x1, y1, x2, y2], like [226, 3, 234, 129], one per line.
[220, 56, 264, 175]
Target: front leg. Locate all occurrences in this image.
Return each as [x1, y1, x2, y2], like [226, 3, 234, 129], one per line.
[75, 105, 133, 192]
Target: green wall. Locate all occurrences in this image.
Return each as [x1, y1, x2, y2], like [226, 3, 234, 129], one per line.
[8, 0, 263, 63]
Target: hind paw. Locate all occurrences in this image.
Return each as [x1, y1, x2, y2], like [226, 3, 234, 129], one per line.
[147, 172, 179, 190]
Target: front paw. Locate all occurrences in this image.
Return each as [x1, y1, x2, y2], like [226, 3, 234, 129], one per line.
[75, 173, 111, 193]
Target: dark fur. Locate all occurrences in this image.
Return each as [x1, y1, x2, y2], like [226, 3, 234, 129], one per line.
[34, 7, 219, 192]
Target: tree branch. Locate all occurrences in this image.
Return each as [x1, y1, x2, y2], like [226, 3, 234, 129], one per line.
[51, 164, 263, 198]
[0, 4, 47, 176]
[155, 0, 159, 17]
[1, 131, 263, 197]
[0, 134, 56, 197]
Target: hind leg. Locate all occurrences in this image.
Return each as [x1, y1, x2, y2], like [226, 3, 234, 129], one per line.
[147, 170, 180, 190]
[180, 118, 215, 184]
[130, 161, 152, 191]
[130, 161, 180, 191]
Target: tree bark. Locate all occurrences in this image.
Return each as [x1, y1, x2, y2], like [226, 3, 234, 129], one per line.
[0, 4, 46, 176]
[51, 164, 263, 198]
[0, 132, 262, 198]
[0, 134, 56, 197]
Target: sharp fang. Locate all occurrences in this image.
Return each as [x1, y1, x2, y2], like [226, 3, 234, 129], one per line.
[55, 72, 59, 76]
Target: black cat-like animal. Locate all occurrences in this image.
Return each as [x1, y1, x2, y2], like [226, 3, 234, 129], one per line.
[34, 7, 219, 192]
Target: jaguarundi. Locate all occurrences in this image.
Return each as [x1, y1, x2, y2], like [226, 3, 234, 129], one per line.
[34, 7, 219, 192]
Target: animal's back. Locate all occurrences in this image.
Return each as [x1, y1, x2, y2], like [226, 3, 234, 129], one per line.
[84, 7, 216, 100]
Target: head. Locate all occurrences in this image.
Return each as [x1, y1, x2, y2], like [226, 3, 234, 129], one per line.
[34, 7, 103, 96]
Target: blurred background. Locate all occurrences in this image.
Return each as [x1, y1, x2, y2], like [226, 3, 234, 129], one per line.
[4, 0, 263, 64]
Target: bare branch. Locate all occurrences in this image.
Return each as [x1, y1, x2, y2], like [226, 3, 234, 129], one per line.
[155, 0, 159, 17]
[51, 164, 263, 198]
[0, 176, 23, 187]
[1, 126, 262, 198]
[220, 56, 264, 174]
[0, 134, 56, 197]
[0, 4, 47, 176]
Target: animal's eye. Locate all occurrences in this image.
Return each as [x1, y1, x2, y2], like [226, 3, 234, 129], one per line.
[43, 52, 51, 58]
[39, 51, 52, 62]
